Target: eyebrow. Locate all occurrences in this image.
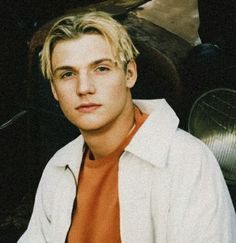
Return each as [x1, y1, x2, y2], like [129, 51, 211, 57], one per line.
[52, 58, 116, 76]
[92, 58, 115, 66]
[52, 66, 74, 76]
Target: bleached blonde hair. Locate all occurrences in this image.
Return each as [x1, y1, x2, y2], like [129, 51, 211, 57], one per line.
[40, 11, 139, 81]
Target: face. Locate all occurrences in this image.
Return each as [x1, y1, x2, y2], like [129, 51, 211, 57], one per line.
[50, 34, 137, 133]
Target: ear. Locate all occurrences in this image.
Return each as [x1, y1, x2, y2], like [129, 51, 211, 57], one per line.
[125, 59, 137, 89]
[50, 81, 59, 101]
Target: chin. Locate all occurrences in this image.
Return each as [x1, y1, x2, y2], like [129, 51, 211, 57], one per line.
[71, 119, 106, 132]
[68, 110, 122, 133]
[75, 117, 116, 134]
[78, 124, 106, 133]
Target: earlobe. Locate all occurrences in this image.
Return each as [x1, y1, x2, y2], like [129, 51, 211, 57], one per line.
[126, 59, 137, 88]
[50, 81, 59, 101]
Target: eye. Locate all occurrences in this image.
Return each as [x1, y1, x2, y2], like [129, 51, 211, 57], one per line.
[95, 66, 110, 73]
[60, 71, 76, 80]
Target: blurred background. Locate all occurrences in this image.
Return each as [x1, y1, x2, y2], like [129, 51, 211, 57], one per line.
[0, 0, 235, 241]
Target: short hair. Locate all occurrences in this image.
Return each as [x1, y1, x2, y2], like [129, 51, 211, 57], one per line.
[40, 11, 139, 81]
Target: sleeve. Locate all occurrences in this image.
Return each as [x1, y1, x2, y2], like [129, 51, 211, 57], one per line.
[17, 176, 51, 243]
[168, 142, 236, 243]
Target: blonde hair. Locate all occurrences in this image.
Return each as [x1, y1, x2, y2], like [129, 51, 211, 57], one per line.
[40, 11, 139, 81]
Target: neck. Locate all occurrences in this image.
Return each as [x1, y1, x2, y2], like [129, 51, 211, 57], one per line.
[81, 102, 135, 160]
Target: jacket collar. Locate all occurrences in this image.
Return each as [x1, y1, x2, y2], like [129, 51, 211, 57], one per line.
[53, 135, 84, 175]
[125, 99, 179, 168]
[53, 99, 179, 170]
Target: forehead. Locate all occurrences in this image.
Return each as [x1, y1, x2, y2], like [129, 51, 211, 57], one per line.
[51, 34, 115, 69]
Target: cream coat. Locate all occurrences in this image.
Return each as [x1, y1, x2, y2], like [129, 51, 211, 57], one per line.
[18, 99, 236, 243]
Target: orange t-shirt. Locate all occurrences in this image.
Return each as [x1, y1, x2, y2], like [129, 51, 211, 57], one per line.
[67, 107, 148, 243]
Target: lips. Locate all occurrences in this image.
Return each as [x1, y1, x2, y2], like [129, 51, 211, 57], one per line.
[76, 103, 101, 113]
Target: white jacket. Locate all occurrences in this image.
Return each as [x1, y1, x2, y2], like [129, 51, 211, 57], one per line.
[18, 99, 236, 243]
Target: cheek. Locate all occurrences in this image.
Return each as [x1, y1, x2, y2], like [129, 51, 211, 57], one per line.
[54, 92, 75, 115]
[58, 93, 74, 108]
[101, 81, 129, 111]
[53, 84, 74, 102]
[102, 74, 128, 96]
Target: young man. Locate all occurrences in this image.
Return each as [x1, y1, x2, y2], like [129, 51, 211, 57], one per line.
[18, 11, 236, 243]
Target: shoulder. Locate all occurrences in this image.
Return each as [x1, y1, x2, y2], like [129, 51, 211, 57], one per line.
[173, 128, 207, 150]
[168, 128, 225, 187]
[166, 128, 225, 183]
[171, 128, 216, 163]
[49, 135, 83, 164]
[38, 135, 83, 189]
[33, 135, 83, 212]
[44, 135, 83, 170]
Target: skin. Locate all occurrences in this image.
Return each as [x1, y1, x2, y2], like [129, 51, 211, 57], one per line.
[50, 34, 137, 159]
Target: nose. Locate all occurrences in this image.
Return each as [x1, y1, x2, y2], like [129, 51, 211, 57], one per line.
[76, 72, 95, 96]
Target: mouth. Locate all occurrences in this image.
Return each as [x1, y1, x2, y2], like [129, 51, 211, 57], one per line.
[76, 103, 102, 113]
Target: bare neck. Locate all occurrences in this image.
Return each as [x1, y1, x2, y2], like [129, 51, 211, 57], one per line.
[81, 103, 135, 160]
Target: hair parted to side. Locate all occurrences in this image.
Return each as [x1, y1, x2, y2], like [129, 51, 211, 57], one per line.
[40, 11, 139, 81]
